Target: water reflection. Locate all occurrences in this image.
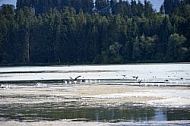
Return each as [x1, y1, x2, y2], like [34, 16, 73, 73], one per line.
[0, 103, 190, 122]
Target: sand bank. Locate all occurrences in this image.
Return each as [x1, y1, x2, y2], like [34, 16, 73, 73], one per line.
[0, 84, 190, 107]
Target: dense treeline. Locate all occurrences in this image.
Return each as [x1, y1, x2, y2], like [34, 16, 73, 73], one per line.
[0, 0, 190, 65]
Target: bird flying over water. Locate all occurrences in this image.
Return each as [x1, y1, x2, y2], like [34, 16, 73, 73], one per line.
[70, 75, 81, 81]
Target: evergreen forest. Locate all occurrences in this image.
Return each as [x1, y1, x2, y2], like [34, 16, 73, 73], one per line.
[0, 0, 190, 65]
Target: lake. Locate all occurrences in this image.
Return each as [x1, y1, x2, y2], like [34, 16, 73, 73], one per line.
[0, 63, 190, 125]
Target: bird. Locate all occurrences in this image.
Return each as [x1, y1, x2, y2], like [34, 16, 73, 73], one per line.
[132, 76, 138, 80]
[0, 84, 8, 88]
[137, 79, 142, 85]
[81, 79, 85, 82]
[122, 75, 126, 77]
[64, 80, 68, 84]
[70, 75, 81, 81]
[69, 76, 82, 84]
[122, 75, 127, 79]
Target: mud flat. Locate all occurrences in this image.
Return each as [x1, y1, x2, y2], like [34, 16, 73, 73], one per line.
[1, 84, 190, 125]
[0, 84, 190, 107]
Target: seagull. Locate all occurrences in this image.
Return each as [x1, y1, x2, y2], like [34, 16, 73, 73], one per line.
[64, 80, 68, 84]
[0, 84, 8, 88]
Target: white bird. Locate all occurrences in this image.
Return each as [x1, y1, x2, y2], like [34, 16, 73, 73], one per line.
[64, 80, 68, 84]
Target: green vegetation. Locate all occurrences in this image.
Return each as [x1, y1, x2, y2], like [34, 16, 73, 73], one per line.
[0, 0, 189, 65]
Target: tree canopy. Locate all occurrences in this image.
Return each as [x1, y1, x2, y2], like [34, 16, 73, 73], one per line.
[0, 0, 189, 65]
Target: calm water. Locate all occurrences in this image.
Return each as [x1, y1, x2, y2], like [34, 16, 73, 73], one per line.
[0, 103, 190, 122]
[0, 63, 190, 86]
[0, 63, 190, 123]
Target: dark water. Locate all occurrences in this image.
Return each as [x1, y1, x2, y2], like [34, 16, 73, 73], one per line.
[0, 102, 190, 123]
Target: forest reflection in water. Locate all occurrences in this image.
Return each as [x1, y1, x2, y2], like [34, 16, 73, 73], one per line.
[0, 102, 190, 122]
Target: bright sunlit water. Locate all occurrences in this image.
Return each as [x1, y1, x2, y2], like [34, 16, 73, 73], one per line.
[0, 63, 190, 86]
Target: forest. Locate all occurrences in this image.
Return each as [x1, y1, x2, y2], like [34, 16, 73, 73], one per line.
[0, 0, 190, 65]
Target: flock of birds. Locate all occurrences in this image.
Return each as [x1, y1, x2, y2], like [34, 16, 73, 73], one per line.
[0, 71, 188, 88]
[0, 84, 11, 89]
[0, 74, 141, 88]
[64, 75, 101, 84]
[61, 72, 187, 86]
[63, 75, 142, 85]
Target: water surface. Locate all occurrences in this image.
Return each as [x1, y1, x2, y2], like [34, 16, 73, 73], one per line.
[0, 63, 190, 124]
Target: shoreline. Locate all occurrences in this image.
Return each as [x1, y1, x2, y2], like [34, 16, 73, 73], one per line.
[1, 119, 190, 126]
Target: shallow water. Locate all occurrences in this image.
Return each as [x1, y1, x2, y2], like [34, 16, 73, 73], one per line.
[0, 63, 190, 86]
[0, 63, 190, 124]
[0, 103, 190, 123]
